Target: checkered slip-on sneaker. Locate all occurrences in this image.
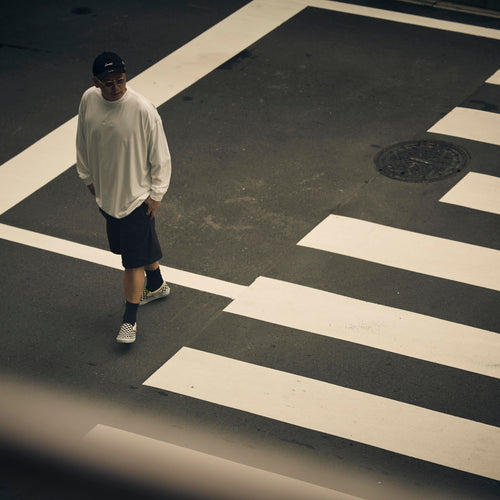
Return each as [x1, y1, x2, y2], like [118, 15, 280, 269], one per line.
[140, 281, 170, 306]
[116, 322, 136, 343]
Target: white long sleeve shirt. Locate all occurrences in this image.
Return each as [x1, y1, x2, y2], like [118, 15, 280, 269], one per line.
[76, 86, 171, 219]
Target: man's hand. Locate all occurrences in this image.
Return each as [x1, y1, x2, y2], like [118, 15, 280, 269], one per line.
[87, 184, 95, 196]
[144, 197, 161, 218]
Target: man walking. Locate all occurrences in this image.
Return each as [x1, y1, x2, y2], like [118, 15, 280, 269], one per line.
[76, 52, 172, 343]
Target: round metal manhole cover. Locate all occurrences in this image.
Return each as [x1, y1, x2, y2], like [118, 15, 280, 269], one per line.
[374, 140, 469, 182]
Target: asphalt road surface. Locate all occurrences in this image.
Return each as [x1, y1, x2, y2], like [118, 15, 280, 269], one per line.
[0, 1, 499, 499]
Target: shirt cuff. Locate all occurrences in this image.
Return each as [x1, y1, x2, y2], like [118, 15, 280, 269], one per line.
[150, 192, 164, 202]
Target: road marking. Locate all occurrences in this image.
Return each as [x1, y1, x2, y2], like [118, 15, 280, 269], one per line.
[0, 117, 79, 217]
[144, 347, 500, 480]
[0, 223, 245, 299]
[310, 0, 500, 39]
[486, 68, 500, 84]
[440, 172, 500, 215]
[224, 276, 500, 378]
[130, 0, 307, 108]
[85, 424, 361, 500]
[297, 215, 500, 292]
[428, 107, 500, 145]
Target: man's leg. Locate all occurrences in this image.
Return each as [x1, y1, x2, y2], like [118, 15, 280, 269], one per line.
[117, 266, 144, 343]
[122, 266, 144, 327]
[124, 266, 146, 304]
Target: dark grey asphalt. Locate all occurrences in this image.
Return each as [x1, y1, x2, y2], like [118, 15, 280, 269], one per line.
[0, 1, 499, 499]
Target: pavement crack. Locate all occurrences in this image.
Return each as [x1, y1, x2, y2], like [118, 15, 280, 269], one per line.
[0, 43, 48, 53]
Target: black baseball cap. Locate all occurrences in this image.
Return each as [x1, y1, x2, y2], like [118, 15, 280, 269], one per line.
[92, 52, 126, 79]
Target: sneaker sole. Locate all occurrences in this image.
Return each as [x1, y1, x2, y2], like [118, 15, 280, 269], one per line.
[116, 337, 136, 344]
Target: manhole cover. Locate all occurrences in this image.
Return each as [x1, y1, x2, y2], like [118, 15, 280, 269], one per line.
[374, 140, 469, 182]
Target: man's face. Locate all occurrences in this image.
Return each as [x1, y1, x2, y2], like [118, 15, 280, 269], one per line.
[93, 72, 127, 101]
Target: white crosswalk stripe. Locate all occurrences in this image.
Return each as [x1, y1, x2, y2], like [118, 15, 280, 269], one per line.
[223, 276, 500, 378]
[428, 107, 500, 146]
[486, 69, 500, 84]
[85, 424, 362, 500]
[144, 347, 500, 481]
[297, 215, 500, 292]
[440, 172, 500, 215]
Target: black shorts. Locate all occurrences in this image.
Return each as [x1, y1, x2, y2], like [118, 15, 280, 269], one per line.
[99, 203, 162, 269]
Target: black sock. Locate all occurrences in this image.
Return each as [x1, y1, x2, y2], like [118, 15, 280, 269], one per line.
[146, 267, 163, 291]
[123, 301, 139, 324]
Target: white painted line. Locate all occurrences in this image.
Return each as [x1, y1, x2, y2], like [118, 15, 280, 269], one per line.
[486, 68, 500, 84]
[224, 276, 500, 379]
[297, 215, 500, 291]
[162, 265, 246, 299]
[0, 224, 246, 299]
[130, 0, 307, 108]
[428, 107, 500, 145]
[440, 172, 500, 215]
[0, 223, 123, 269]
[85, 425, 360, 500]
[144, 347, 500, 480]
[0, 117, 78, 216]
[310, 0, 500, 39]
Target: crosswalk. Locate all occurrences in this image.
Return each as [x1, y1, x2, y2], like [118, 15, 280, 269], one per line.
[139, 203, 500, 484]
[133, 66, 500, 487]
[1, 0, 499, 496]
